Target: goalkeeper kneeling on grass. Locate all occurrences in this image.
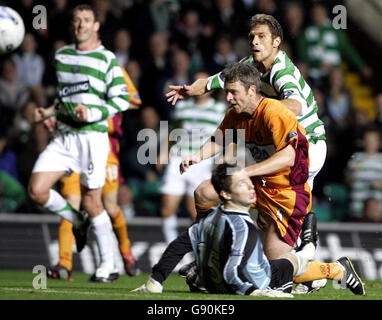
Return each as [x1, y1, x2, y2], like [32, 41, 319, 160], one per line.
[132, 163, 365, 297]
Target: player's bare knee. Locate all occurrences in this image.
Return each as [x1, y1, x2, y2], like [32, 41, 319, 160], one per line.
[160, 200, 178, 218]
[264, 247, 283, 260]
[27, 183, 36, 201]
[104, 202, 118, 217]
[161, 206, 174, 218]
[28, 182, 48, 204]
[82, 195, 103, 217]
[102, 190, 119, 217]
[160, 194, 182, 218]
[264, 242, 293, 260]
[194, 181, 216, 206]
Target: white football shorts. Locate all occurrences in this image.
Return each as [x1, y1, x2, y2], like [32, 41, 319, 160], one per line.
[160, 156, 214, 197]
[32, 131, 110, 189]
[308, 139, 327, 191]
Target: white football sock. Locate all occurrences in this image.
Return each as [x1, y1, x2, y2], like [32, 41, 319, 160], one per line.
[297, 242, 316, 261]
[44, 189, 80, 226]
[91, 210, 114, 271]
[293, 251, 310, 276]
[162, 215, 178, 244]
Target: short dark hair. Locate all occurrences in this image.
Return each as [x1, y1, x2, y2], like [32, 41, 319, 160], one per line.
[72, 4, 99, 22]
[249, 14, 283, 41]
[211, 163, 242, 201]
[221, 62, 261, 92]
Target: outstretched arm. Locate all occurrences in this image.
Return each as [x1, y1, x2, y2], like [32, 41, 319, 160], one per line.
[180, 138, 224, 174]
[166, 78, 209, 105]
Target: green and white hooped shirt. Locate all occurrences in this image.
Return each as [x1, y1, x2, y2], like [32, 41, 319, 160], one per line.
[207, 50, 325, 144]
[54, 44, 130, 133]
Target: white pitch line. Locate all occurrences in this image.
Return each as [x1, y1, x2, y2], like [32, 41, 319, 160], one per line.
[0, 287, 130, 297]
[0, 287, 218, 300]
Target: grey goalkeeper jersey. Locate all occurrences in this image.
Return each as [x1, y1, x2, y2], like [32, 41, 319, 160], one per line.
[188, 204, 271, 295]
[206, 50, 325, 144]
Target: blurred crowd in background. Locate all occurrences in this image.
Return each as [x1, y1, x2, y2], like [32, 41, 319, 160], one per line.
[1, 0, 382, 224]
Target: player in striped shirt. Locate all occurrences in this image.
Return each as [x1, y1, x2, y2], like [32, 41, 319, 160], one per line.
[180, 62, 312, 260]
[166, 14, 326, 192]
[345, 128, 382, 219]
[28, 5, 130, 282]
[166, 14, 324, 271]
[46, 66, 141, 281]
[159, 71, 227, 243]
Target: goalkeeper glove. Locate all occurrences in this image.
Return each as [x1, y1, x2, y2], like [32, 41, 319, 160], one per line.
[250, 289, 294, 298]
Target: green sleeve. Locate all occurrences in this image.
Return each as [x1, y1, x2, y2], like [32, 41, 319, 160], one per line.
[207, 73, 224, 91]
[0, 171, 26, 211]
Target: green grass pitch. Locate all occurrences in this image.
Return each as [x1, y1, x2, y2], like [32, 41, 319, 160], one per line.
[0, 270, 381, 300]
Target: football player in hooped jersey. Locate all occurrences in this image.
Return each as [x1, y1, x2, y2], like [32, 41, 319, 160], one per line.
[180, 62, 311, 261]
[47, 67, 141, 281]
[166, 14, 324, 275]
[167, 14, 326, 191]
[28, 4, 130, 282]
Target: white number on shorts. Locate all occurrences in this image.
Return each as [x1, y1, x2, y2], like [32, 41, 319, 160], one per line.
[107, 165, 118, 181]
